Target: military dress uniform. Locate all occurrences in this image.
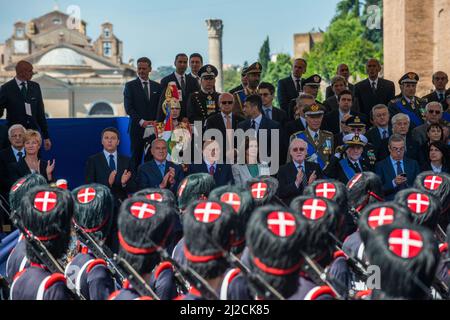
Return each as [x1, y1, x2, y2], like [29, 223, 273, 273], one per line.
[388, 72, 427, 128]
[5, 234, 29, 284]
[186, 64, 221, 125]
[233, 62, 262, 118]
[290, 104, 334, 170]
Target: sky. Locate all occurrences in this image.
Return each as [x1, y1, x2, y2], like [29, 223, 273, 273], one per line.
[0, 0, 341, 67]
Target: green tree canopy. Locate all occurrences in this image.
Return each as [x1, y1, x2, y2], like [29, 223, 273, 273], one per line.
[258, 36, 271, 78]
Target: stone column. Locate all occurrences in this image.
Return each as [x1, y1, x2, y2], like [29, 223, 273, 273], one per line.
[206, 19, 223, 93]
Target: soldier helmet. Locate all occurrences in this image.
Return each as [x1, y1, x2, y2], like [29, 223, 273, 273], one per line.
[183, 200, 237, 279]
[118, 197, 177, 275]
[359, 202, 412, 246]
[177, 173, 216, 211]
[289, 196, 339, 267]
[414, 172, 450, 223]
[72, 184, 114, 242]
[394, 188, 441, 232]
[9, 173, 47, 216]
[246, 177, 279, 207]
[134, 188, 177, 208]
[20, 186, 74, 263]
[246, 205, 305, 299]
[365, 224, 439, 300]
[208, 185, 254, 255]
[347, 172, 384, 213]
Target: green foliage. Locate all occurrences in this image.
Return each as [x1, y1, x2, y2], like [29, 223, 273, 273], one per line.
[223, 68, 242, 93]
[150, 66, 175, 81]
[303, 15, 380, 82]
[258, 36, 271, 78]
[332, 0, 360, 21]
[262, 53, 293, 107]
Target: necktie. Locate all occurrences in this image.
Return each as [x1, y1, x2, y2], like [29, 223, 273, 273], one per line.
[295, 79, 301, 93]
[439, 93, 444, 102]
[158, 163, 165, 177]
[20, 82, 27, 99]
[382, 129, 388, 139]
[225, 115, 232, 130]
[209, 165, 215, 176]
[180, 75, 186, 92]
[314, 132, 319, 143]
[353, 161, 361, 173]
[17, 151, 23, 162]
[143, 81, 150, 101]
[109, 154, 116, 171]
[299, 165, 308, 188]
[396, 161, 403, 175]
[371, 81, 377, 93]
[265, 108, 272, 120]
[251, 120, 256, 130]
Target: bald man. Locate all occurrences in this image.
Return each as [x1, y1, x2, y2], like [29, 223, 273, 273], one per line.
[0, 60, 51, 150]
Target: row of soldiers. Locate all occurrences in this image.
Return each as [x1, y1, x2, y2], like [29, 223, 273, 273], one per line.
[1, 167, 449, 300]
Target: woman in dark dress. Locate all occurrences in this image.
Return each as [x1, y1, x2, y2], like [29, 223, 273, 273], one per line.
[421, 140, 449, 174]
[418, 123, 445, 167]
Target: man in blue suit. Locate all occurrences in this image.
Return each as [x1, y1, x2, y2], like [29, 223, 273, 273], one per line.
[124, 57, 162, 171]
[188, 140, 234, 187]
[136, 138, 184, 193]
[375, 134, 421, 200]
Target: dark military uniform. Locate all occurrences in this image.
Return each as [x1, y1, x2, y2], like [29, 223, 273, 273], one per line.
[219, 267, 252, 300]
[388, 72, 427, 128]
[5, 235, 29, 284]
[233, 62, 262, 118]
[186, 64, 221, 125]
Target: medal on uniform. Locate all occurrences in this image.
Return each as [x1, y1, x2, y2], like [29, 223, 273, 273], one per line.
[207, 95, 216, 115]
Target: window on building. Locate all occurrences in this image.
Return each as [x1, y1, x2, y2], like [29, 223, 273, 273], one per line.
[104, 28, 111, 38]
[89, 102, 114, 116]
[16, 27, 25, 38]
[103, 42, 112, 57]
[52, 18, 62, 25]
[1, 54, 4, 65]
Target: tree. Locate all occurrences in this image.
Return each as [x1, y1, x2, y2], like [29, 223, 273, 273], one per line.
[361, 0, 383, 52]
[258, 36, 271, 78]
[332, 0, 360, 21]
[223, 67, 241, 92]
[262, 53, 293, 107]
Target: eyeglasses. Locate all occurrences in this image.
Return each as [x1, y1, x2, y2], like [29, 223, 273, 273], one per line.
[292, 147, 306, 152]
[171, 107, 181, 110]
[390, 146, 405, 152]
[428, 110, 441, 115]
[221, 101, 234, 105]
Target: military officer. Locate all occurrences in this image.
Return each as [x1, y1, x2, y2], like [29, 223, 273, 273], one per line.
[290, 104, 334, 169]
[233, 62, 262, 119]
[287, 74, 324, 119]
[388, 72, 427, 129]
[186, 64, 221, 126]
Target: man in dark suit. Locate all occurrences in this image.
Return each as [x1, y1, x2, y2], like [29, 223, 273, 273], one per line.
[188, 140, 233, 187]
[85, 127, 135, 203]
[229, 67, 248, 94]
[0, 124, 26, 195]
[259, 82, 288, 127]
[277, 138, 322, 205]
[157, 53, 200, 121]
[136, 138, 184, 193]
[323, 90, 367, 135]
[237, 94, 285, 166]
[204, 93, 244, 163]
[325, 64, 355, 99]
[366, 104, 392, 151]
[412, 101, 445, 146]
[323, 75, 359, 113]
[422, 71, 448, 111]
[233, 62, 262, 119]
[188, 53, 203, 86]
[354, 58, 396, 118]
[124, 57, 162, 171]
[375, 134, 420, 200]
[277, 58, 307, 115]
[0, 61, 51, 151]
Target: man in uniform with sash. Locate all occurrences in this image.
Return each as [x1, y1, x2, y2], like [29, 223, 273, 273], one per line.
[186, 64, 221, 126]
[388, 72, 427, 129]
[290, 104, 334, 170]
[233, 62, 262, 118]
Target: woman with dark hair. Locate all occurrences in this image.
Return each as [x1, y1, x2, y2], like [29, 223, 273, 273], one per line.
[421, 141, 449, 173]
[418, 123, 445, 167]
[231, 136, 270, 185]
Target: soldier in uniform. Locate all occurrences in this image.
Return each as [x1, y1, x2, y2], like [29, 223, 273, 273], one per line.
[9, 186, 73, 300]
[346, 171, 384, 214]
[290, 104, 334, 170]
[229, 67, 248, 95]
[66, 184, 115, 300]
[233, 62, 262, 119]
[108, 197, 178, 300]
[246, 176, 280, 207]
[388, 72, 427, 129]
[186, 64, 221, 126]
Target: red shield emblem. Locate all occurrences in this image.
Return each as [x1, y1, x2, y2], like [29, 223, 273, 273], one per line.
[220, 193, 241, 213]
[367, 207, 395, 229]
[34, 191, 58, 212]
[130, 202, 156, 219]
[348, 173, 363, 189]
[423, 175, 443, 191]
[251, 182, 268, 199]
[267, 211, 296, 237]
[145, 193, 163, 202]
[11, 178, 26, 192]
[407, 193, 430, 215]
[302, 199, 327, 220]
[388, 229, 423, 259]
[315, 183, 336, 199]
[77, 188, 96, 204]
[194, 202, 222, 223]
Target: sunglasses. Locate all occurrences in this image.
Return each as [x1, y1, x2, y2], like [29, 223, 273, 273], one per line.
[221, 101, 234, 105]
[428, 110, 441, 115]
[292, 147, 306, 152]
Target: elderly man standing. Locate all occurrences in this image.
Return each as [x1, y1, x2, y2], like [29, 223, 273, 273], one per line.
[412, 101, 445, 146]
[277, 138, 322, 205]
[375, 134, 420, 200]
[422, 71, 449, 111]
[0, 60, 51, 151]
[136, 138, 184, 192]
